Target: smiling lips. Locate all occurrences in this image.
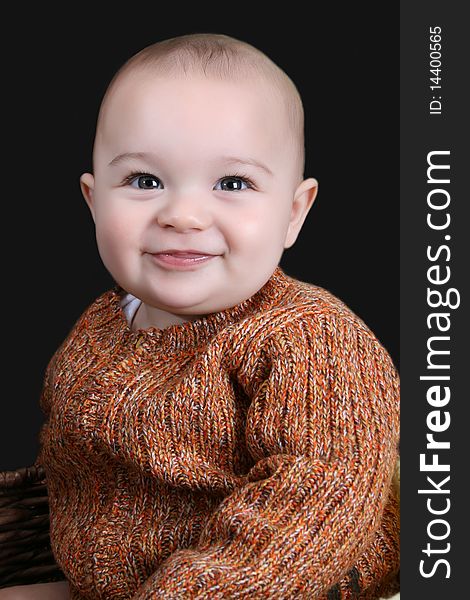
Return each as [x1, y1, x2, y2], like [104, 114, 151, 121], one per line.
[150, 249, 219, 269]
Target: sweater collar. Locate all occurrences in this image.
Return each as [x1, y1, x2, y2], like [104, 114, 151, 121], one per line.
[91, 265, 293, 353]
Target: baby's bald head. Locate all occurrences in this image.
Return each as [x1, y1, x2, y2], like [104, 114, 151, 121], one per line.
[80, 33, 318, 320]
[93, 33, 305, 183]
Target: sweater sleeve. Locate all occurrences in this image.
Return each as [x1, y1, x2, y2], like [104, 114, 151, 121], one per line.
[132, 309, 400, 599]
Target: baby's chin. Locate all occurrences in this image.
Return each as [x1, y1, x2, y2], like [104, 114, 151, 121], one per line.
[146, 295, 237, 317]
[120, 264, 269, 316]
[150, 285, 261, 322]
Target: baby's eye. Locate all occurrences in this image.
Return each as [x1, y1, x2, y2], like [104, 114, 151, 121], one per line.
[125, 173, 163, 190]
[216, 176, 253, 192]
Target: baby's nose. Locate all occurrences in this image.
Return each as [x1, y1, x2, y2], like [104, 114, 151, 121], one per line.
[156, 196, 212, 231]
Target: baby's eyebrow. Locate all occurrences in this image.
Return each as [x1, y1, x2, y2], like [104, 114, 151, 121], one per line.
[108, 152, 155, 168]
[108, 152, 273, 176]
[219, 156, 273, 176]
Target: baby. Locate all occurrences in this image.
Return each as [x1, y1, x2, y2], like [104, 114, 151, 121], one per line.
[3, 33, 400, 599]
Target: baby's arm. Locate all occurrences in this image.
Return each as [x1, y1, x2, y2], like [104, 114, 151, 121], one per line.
[132, 309, 400, 598]
[0, 581, 69, 599]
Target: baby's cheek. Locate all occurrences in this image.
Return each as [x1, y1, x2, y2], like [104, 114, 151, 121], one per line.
[224, 211, 270, 249]
[94, 220, 134, 272]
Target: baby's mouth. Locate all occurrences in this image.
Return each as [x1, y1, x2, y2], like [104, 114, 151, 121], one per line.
[158, 251, 212, 258]
[149, 251, 219, 269]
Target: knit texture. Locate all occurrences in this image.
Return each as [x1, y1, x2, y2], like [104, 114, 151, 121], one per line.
[36, 266, 400, 599]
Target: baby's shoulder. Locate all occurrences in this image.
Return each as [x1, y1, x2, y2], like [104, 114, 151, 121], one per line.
[223, 278, 376, 365]
[51, 287, 120, 355]
[254, 278, 371, 338]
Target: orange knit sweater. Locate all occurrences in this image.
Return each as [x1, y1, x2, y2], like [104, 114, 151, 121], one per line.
[36, 266, 400, 599]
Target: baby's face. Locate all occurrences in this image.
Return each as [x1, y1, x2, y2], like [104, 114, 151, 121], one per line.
[80, 72, 317, 325]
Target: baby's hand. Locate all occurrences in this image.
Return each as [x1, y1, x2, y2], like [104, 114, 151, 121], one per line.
[0, 581, 70, 599]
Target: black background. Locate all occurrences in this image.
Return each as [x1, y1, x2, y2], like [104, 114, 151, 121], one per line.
[1, 9, 398, 471]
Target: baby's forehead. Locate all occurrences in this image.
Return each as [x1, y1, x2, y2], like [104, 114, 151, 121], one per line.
[98, 69, 288, 140]
[106, 66, 283, 109]
[94, 64, 303, 182]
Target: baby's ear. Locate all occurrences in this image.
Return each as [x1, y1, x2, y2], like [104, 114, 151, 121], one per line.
[80, 172, 96, 222]
[284, 178, 318, 249]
